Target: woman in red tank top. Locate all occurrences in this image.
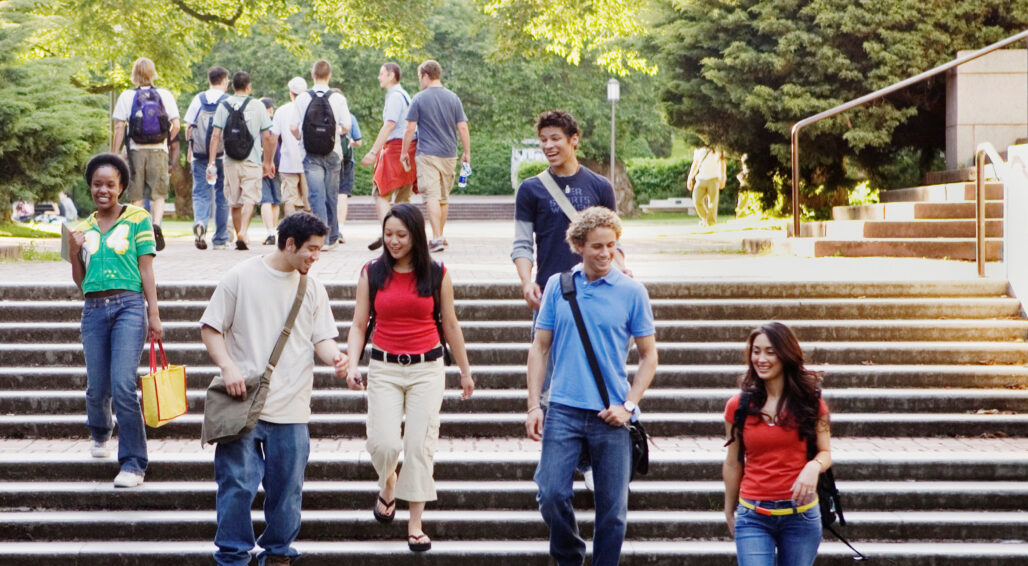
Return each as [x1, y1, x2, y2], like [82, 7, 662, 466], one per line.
[722, 322, 832, 566]
[345, 203, 473, 552]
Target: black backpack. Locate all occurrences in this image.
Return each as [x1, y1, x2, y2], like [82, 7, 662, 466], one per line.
[190, 92, 227, 160]
[129, 87, 170, 145]
[361, 259, 451, 365]
[221, 98, 254, 161]
[302, 89, 337, 156]
[731, 392, 868, 561]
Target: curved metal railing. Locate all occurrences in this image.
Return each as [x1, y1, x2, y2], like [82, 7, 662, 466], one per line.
[975, 143, 1008, 276]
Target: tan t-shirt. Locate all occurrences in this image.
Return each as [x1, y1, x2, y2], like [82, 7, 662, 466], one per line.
[200, 256, 337, 423]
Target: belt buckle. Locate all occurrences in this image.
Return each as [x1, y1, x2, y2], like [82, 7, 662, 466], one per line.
[398, 353, 412, 365]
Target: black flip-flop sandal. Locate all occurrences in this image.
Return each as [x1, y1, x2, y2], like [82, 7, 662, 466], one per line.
[408, 533, 432, 552]
[373, 494, 395, 523]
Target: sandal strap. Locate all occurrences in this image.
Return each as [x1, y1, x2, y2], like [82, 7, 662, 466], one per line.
[377, 495, 395, 509]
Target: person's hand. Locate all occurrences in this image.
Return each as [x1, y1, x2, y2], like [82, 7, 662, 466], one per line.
[147, 313, 163, 342]
[598, 404, 632, 427]
[399, 152, 410, 168]
[461, 151, 470, 165]
[361, 151, 377, 167]
[346, 370, 365, 391]
[790, 461, 821, 504]
[332, 352, 349, 379]
[525, 407, 544, 441]
[459, 373, 475, 400]
[221, 363, 247, 398]
[725, 508, 735, 537]
[522, 281, 542, 310]
[263, 162, 276, 179]
[68, 230, 85, 253]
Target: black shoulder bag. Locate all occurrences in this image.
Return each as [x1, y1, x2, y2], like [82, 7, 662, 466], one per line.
[559, 271, 649, 479]
[732, 392, 868, 560]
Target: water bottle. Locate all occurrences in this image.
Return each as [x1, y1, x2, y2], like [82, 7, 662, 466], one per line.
[205, 164, 217, 187]
[458, 162, 472, 188]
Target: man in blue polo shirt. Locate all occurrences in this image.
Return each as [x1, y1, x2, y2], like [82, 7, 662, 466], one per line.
[524, 206, 658, 566]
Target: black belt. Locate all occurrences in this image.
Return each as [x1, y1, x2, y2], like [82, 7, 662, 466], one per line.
[370, 346, 444, 366]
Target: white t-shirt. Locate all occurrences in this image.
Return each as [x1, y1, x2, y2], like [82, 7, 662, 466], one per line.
[271, 101, 305, 174]
[112, 86, 180, 151]
[184, 88, 228, 125]
[200, 256, 338, 424]
[692, 147, 723, 182]
[292, 85, 352, 157]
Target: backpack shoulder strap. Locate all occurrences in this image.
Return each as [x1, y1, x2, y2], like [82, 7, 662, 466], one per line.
[238, 97, 251, 112]
[431, 261, 452, 365]
[361, 260, 381, 362]
[537, 170, 579, 222]
[199, 93, 208, 106]
[733, 392, 752, 463]
[559, 270, 610, 408]
[559, 270, 576, 300]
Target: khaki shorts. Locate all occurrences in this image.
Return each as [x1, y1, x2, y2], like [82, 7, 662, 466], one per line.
[280, 172, 309, 210]
[127, 148, 170, 202]
[415, 154, 457, 205]
[372, 183, 413, 204]
[224, 160, 262, 207]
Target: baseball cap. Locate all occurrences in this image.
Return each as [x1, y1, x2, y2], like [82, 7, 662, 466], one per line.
[288, 76, 307, 95]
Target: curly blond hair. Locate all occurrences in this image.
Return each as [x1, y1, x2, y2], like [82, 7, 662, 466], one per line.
[566, 206, 622, 252]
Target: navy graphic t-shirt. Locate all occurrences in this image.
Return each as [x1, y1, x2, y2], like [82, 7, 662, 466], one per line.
[514, 166, 616, 287]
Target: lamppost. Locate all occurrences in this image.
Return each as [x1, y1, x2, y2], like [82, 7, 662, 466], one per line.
[607, 78, 620, 186]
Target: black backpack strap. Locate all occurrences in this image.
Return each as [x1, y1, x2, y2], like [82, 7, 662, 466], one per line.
[732, 392, 751, 463]
[559, 270, 610, 408]
[432, 262, 452, 365]
[361, 260, 381, 363]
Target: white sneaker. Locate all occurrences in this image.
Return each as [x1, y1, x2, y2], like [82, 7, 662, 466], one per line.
[429, 238, 446, 253]
[113, 470, 144, 488]
[90, 441, 110, 458]
[583, 468, 595, 492]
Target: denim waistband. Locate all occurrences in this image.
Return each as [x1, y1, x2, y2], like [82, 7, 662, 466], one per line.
[84, 290, 142, 307]
[740, 498, 813, 509]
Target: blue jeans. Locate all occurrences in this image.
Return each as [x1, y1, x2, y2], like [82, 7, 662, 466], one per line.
[80, 291, 148, 474]
[339, 157, 355, 196]
[303, 152, 340, 244]
[191, 158, 230, 245]
[261, 175, 281, 205]
[734, 500, 823, 566]
[535, 403, 630, 566]
[214, 421, 310, 566]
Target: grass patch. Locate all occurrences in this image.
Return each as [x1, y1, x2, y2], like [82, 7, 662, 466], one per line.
[0, 243, 64, 263]
[0, 222, 61, 238]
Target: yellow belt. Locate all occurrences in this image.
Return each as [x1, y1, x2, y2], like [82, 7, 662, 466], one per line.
[739, 497, 818, 516]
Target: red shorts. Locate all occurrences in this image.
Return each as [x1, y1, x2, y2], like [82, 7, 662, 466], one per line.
[373, 139, 418, 195]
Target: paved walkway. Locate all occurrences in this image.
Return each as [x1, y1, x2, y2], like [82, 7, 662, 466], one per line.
[0, 214, 1008, 284]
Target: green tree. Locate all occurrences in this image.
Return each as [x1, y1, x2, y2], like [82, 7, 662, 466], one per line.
[651, 0, 1028, 213]
[0, 0, 108, 218]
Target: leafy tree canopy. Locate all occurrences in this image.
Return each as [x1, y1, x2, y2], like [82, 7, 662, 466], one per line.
[651, 0, 1028, 210]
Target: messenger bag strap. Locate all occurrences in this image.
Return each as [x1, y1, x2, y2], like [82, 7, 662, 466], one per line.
[559, 271, 610, 408]
[537, 170, 580, 223]
[257, 274, 307, 401]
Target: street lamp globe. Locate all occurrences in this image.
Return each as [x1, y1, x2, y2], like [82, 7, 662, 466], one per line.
[607, 78, 621, 102]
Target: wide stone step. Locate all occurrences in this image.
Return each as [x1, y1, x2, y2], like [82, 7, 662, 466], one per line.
[2, 508, 1026, 542]
[879, 182, 1004, 203]
[3, 388, 1024, 416]
[812, 238, 1003, 261]
[5, 318, 1026, 344]
[2, 411, 1025, 439]
[801, 219, 1004, 239]
[4, 364, 1026, 391]
[1, 540, 1025, 566]
[0, 280, 1011, 301]
[2, 480, 1022, 512]
[6, 340, 1027, 367]
[832, 201, 1004, 221]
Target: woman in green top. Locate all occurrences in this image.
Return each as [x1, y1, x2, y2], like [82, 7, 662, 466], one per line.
[67, 153, 163, 488]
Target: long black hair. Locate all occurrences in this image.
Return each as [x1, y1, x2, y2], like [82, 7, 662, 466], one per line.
[730, 322, 824, 445]
[378, 203, 434, 296]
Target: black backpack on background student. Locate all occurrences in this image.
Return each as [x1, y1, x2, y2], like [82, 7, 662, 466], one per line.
[221, 98, 254, 161]
[302, 89, 337, 156]
[732, 392, 868, 561]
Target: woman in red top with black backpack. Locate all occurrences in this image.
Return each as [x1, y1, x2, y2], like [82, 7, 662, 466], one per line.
[723, 322, 832, 566]
[345, 203, 474, 552]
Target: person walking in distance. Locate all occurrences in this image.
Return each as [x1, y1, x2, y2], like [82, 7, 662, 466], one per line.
[686, 145, 727, 228]
[400, 60, 469, 253]
[336, 110, 362, 244]
[207, 71, 276, 250]
[525, 207, 657, 566]
[345, 203, 474, 552]
[362, 62, 416, 251]
[110, 57, 180, 251]
[200, 212, 348, 566]
[259, 97, 283, 246]
[67, 153, 162, 488]
[290, 59, 352, 250]
[272, 77, 310, 217]
[184, 65, 232, 250]
[723, 322, 832, 566]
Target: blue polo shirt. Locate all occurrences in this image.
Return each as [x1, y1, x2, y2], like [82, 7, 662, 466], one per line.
[535, 266, 655, 412]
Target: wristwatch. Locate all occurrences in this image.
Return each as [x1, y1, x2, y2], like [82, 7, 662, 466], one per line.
[623, 400, 638, 414]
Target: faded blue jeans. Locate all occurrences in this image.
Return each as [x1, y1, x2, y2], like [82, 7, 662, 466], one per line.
[303, 152, 340, 245]
[734, 499, 823, 566]
[535, 403, 631, 566]
[80, 291, 148, 475]
[213, 421, 310, 566]
[191, 158, 230, 246]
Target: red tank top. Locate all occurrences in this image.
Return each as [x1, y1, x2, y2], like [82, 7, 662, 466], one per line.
[370, 267, 443, 354]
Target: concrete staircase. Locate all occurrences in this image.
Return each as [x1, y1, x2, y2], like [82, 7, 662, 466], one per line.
[1, 280, 1027, 564]
[798, 182, 1004, 260]
[342, 196, 515, 222]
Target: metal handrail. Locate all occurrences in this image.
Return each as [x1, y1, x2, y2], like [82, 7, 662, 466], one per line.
[790, 28, 1028, 237]
[974, 143, 1008, 277]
